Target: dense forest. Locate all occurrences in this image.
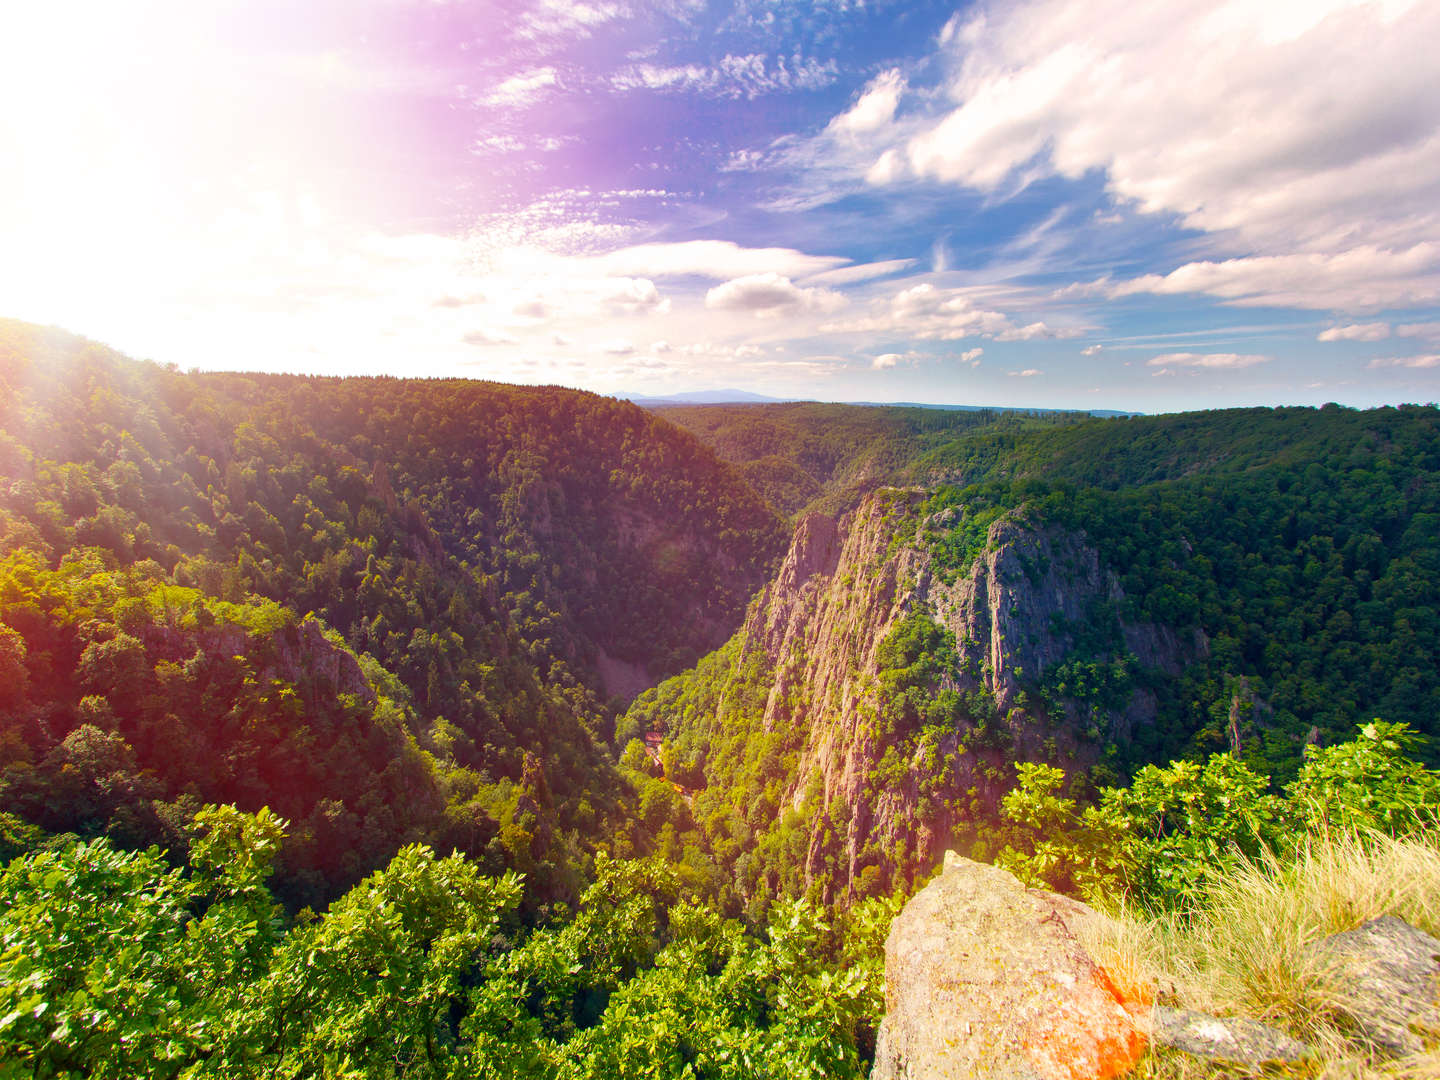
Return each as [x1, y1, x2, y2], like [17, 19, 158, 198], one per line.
[620, 401, 1440, 912]
[657, 401, 1088, 516]
[0, 318, 784, 907]
[3, 321, 1439, 1076]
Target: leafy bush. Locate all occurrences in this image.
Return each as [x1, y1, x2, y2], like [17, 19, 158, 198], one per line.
[1000, 722, 1439, 909]
[0, 807, 887, 1079]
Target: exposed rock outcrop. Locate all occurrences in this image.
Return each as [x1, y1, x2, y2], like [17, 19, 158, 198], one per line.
[1311, 915, 1440, 1055]
[725, 490, 1193, 899]
[1150, 1008, 1312, 1067]
[872, 855, 1440, 1076]
[872, 852, 1148, 1080]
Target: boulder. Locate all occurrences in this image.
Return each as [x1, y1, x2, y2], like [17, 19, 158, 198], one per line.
[1150, 1007, 1312, 1066]
[1311, 915, 1440, 1055]
[871, 852, 1147, 1080]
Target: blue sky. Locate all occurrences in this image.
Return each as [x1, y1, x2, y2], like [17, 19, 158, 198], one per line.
[3, 0, 1439, 411]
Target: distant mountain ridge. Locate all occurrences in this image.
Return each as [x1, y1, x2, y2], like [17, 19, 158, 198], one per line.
[621, 388, 1138, 417]
[619, 389, 792, 406]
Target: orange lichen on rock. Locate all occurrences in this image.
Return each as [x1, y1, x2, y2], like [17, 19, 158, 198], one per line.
[873, 852, 1154, 1080]
[1019, 967, 1149, 1080]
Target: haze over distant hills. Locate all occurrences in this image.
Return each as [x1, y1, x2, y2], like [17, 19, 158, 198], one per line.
[621, 388, 1140, 417]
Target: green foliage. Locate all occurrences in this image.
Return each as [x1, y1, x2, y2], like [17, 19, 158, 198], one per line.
[999, 722, 1440, 909]
[0, 807, 288, 1079]
[660, 402, 1083, 518]
[0, 318, 786, 905]
[917, 501, 1006, 582]
[1287, 720, 1440, 834]
[907, 405, 1440, 775]
[0, 808, 882, 1080]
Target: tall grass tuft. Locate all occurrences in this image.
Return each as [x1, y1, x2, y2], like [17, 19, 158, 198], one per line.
[1076, 828, 1440, 1079]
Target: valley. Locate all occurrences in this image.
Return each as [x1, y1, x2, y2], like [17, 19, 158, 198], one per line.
[2, 320, 1439, 1076]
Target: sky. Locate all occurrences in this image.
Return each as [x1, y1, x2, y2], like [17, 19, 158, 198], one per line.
[3, 0, 1440, 412]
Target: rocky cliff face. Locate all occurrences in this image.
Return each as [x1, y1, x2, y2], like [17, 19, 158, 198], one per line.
[709, 489, 1195, 901]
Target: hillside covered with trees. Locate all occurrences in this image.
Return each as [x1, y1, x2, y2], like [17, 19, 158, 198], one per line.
[656, 401, 1087, 517]
[0, 319, 784, 906]
[622, 402, 1440, 911]
[3, 324, 1439, 1077]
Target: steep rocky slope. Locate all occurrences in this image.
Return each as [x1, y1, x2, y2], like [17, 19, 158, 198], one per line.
[626, 403, 1440, 911]
[625, 488, 1191, 904]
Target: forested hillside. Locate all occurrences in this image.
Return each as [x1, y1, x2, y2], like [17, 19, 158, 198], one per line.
[623, 404, 1440, 909]
[4, 322, 1440, 1078]
[0, 319, 785, 905]
[656, 402, 1086, 516]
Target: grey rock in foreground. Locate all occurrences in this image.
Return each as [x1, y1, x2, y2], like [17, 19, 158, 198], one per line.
[871, 852, 1146, 1080]
[1151, 1007, 1312, 1066]
[1312, 915, 1440, 1055]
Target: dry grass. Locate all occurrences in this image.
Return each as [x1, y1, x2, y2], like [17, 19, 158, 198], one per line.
[1075, 830, 1440, 1079]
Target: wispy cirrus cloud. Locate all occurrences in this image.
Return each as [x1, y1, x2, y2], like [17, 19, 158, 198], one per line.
[516, 0, 626, 41]
[1147, 352, 1270, 370]
[478, 67, 559, 107]
[799, 258, 916, 287]
[610, 53, 837, 98]
[1367, 354, 1440, 369]
[1318, 322, 1391, 342]
[593, 240, 845, 280]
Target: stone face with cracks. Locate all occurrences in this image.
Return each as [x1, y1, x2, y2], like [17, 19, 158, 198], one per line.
[871, 852, 1147, 1080]
[1150, 1007, 1313, 1066]
[1312, 915, 1440, 1055]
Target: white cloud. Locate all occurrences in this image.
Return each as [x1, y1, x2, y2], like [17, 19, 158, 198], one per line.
[996, 321, 1078, 342]
[862, 0, 1440, 312]
[800, 258, 916, 286]
[1318, 322, 1391, 341]
[1108, 245, 1440, 312]
[477, 134, 526, 154]
[602, 277, 670, 314]
[869, 348, 977, 370]
[1145, 352, 1270, 369]
[517, 0, 625, 40]
[828, 69, 906, 138]
[435, 293, 484, 308]
[1081, 344, 1103, 356]
[865, 149, 904, 185]
[480, 67, 558, 107]
[1008, 369, 1043, 377]
[463, 328, 519, 346]
[704, 273, 846, 316]
[820, 281, 1077, 343]
[598, 339, 636, 355]
[1397, 322, 1440, 341]
[593, 240, 845, 281]
[1367, 354, 1440, 368]
[611, 53, 837, 99]
[872, 351, 916, 369]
